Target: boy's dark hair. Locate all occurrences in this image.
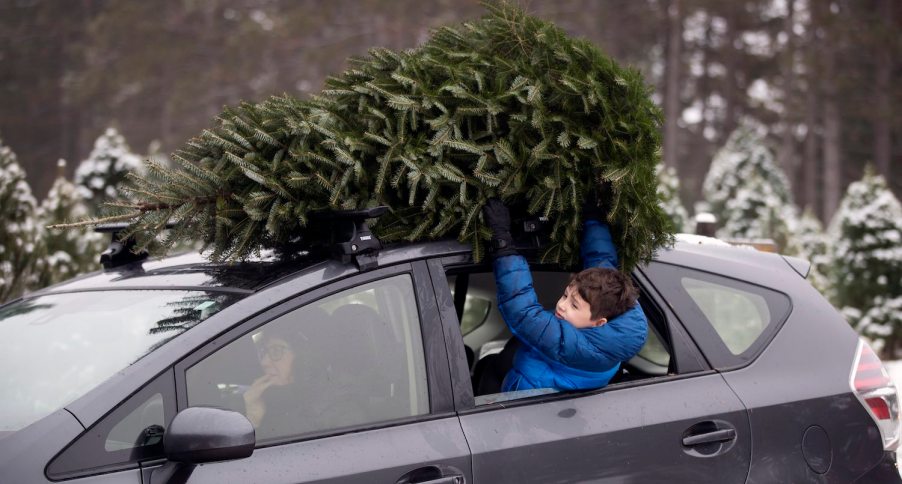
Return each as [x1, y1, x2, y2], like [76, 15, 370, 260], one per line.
[569, 267, 639, 321]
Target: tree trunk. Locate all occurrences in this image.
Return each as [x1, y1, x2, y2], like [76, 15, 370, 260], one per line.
[803, 81, 819, 216]
[802, 0, 826, 219]
[873, 0, 892, 180]
[822, 47, 842, 221]
[722, 7, 739, 139]
[778, 0, 797, 199]
[663, 0, 682, 171]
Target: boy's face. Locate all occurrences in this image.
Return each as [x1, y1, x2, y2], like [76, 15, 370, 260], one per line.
[555, 283, 607, 329]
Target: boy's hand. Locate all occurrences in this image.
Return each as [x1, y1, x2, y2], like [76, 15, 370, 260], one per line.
[483, 198, 518, 257]
[582, 181, 613, 222]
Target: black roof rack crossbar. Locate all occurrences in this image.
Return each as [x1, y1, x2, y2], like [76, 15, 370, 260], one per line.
[309, 206, 388, 271]
[94, 222, 175, 270]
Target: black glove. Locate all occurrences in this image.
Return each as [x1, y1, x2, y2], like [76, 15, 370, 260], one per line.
[582, 181, 614, 222]
[482, 198, 518, 258]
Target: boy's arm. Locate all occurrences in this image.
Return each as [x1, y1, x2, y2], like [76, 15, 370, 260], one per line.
[579, 188, 649, 360]
[580, 219, 618, 270]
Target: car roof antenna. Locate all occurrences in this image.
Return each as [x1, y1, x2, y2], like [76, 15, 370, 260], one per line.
[310, 206, 388, 271]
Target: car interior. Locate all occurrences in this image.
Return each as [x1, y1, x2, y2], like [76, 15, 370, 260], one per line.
[447, 268, 673, 404]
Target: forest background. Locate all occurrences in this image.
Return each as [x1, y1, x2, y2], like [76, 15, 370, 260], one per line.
[1, 0, 898, 217]
[1, 0, 901, 351]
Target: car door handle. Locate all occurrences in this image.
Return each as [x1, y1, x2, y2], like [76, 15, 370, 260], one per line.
[410, 477, 464, 484]
[682, 428, 736, 446]
[396, 465, 465, 484]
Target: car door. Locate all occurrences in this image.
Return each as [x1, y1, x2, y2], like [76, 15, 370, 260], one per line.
[160, 262, 471, 484]
[428, 257, 752, 483]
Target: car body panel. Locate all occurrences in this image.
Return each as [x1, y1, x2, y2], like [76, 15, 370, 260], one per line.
[458, 373, 751, 483]
[653, 244, 888, 482]
[720, 276, 884, 483]
[0, 409, 87, 483]
[140, 417, 472, 484]
[1, 238, 897, 483]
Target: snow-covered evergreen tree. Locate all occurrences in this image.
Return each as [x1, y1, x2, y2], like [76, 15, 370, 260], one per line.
[36, 160, 104, 286]
[702, 120, 797, 248]
[74, 127, 142, 208]
[0, 139, 42, 302]
[786, 208, 831, 294]
[657, 165, 690, 232]
[854, 296, 902, 357]
[829, 167, 902, 356]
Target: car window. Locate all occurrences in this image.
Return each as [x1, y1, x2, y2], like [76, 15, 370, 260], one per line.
[46, 371, 176, 480]
[644, 261, 792, 369]
[185, 274, 429, 443]
[445, 267, 672, 405]
[104, 393, 164, 451]
[0, 290, 240, 432]
[681, 277, 770, 355]
[458, 293, 491, 336]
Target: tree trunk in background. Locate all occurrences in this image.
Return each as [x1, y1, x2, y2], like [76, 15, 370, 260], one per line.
[663, 0, 682, 171]
[874, 0, 892, 180]
[803, 83, 819, 215]
[722, 7, 739, 139]
[778, 0, 797, 198]
[802, 0, 823, 218]
[822, 37, 842, 222]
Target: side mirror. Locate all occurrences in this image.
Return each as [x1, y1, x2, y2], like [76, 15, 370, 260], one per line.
[150, 407, 254, 484]
[164, 406, 255, 463]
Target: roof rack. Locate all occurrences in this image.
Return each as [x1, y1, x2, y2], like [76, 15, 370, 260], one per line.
[94, 207, 389, 271]
[309, 206, 388, 271]
[94, 223, 175, 270]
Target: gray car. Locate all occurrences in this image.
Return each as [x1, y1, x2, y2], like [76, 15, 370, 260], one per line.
[1, 221, 900, 483]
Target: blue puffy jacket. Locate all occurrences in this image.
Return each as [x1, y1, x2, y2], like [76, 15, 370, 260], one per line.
[494, 219, 649, 392]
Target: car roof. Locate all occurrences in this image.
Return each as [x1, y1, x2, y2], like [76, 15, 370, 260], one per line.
[26, 236, 798, 298]
[27, 239, 473, 296]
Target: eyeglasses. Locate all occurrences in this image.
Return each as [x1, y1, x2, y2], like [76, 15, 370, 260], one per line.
[257, 344, 291, 361]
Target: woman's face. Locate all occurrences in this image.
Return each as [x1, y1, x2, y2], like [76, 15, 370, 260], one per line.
[259, 337, 295, 385]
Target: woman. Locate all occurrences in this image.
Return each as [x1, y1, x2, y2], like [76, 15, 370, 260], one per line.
[242, 306, 366, 440]
[243, 329, 298, 432]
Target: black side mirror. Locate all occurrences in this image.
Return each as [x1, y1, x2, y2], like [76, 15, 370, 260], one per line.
[164, 406, 255, 463]
[151, 407, 255, 484]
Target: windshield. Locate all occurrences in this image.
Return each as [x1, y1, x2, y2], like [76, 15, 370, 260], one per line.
[0, 290, 242, 432]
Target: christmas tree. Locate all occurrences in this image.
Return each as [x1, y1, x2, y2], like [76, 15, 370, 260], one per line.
[656, 165, 689, 233]
[74, 127, 142, 209]
[853, 296, 902, 358]
[785, 208, 831, 295]
[829, 166, 902, 355]
[79, 2, 672, 271]
[702, 120, 797, 249]
[0, 139, 42, 303]
[36, 160, 105, 286]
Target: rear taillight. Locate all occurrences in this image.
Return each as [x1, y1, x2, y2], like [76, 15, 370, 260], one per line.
[851, 339, 901, 450]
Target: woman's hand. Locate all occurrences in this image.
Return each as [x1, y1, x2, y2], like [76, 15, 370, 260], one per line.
[243, 374, 276, 427]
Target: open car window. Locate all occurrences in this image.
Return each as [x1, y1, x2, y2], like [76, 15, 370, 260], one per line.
[444, 267, 674, 406]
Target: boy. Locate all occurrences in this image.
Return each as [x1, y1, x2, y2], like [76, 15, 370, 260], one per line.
[482, 195, 648, 392]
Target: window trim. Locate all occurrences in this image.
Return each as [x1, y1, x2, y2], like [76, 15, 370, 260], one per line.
[45, 369, 177, 481]
[172, 261, 454, 447]
[643, 261, 794, 371]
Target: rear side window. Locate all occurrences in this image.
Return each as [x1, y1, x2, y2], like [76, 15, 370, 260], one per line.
[646, 262, 791, 369]
[680, 277, 770, 355]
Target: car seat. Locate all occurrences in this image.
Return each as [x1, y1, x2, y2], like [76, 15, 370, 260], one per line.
[472, 337, 520, 395]
[329, 304, 407, 422]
